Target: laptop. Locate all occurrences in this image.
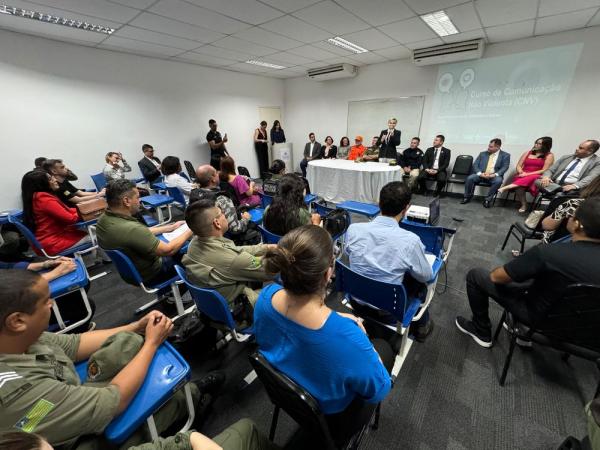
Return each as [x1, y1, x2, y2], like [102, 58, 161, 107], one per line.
[428, 197, 440, 225]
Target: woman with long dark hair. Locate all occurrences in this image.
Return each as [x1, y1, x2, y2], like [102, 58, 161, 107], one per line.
[219, 156, 261, 207]
[337, 136, 351, 159]
[254, 120, 270, 176]
[270, 120, 286, 144]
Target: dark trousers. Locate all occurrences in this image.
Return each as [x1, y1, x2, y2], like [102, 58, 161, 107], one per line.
[300, 158, 309, 177]
[466, 267, 534, 335]
[464, 174, 503, 201]
[418, 170, 447, 194]
[255, 145, 269, 178]
[145, 255, 187, 296]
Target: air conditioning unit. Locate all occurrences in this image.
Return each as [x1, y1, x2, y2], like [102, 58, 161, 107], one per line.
[307, 63, 358, 81]
[412, 39, 485, 66]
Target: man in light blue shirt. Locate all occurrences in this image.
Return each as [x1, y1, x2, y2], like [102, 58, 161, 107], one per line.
[345, 181, 434, 341]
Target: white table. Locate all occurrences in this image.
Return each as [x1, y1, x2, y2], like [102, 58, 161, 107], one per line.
[307, 159, 403, 204]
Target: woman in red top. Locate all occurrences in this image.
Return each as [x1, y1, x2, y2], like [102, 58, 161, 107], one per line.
[21, 170, 89, 255]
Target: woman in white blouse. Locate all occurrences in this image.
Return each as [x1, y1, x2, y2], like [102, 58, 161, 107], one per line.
[162, 156, 195, 198]
[103, 152, 132, 181]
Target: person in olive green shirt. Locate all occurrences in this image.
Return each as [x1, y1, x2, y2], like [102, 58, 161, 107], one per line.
[182, 199, 277, 306]
[362, 136, 380, 162]
[96, 179, 192, 285]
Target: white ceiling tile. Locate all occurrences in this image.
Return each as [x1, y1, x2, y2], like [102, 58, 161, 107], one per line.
[149, 0, 252, 34]
[27, 0, 139, 22]
[441, 28, 485, 43]
[266, 50, 315, 64]
[373, 44, 412, 60]
[485, 20, 535, 42]
[379, 16, 438, 43]
[334, 0, 415, 27]
[184, 0, 284, 25]
[106, 0, 156, 8]
[403, 0, 470, 15]
[260, 15, 333, 43]
[288, 44, 338, 60]
[301, 60, 332, 68]
[174, 52, 236, 66]
[475, 0, 538, 27]
[114, 26, 203, 50]
[347, 51, 388, 64]
[268, 69, 305, 78]
[192, 44, 253, 61]
[445, 3, 483, 32]
[292, 1, 371, 35]
[312, 40, 357, 56]
[324, 56, 362, 65]
[258, 0, 322, 13]
[588, 9, 600, 25]
[128, 13, 225, 43]
[404, 38, 444, 49]
[211, 36, 278, 56]
[227, 62, 270, 73]
[535, 7, 598, 35]
[99, 36, 185, 56]
[539, 0, 600, 17]
[341, 28, 398, 50]
[232, 27, 303, 50]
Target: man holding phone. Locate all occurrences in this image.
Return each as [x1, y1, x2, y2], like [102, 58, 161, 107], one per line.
[206, 119, 229, 170]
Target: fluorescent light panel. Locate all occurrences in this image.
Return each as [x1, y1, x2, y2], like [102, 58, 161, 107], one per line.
[421, 11, 459, 37]
[245, 60, 286, 69]
[0, 4, 115, 35]
[327, 37, 368, 54]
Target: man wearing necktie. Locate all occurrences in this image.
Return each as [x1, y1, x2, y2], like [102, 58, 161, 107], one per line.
[536, 140, 600, 194]
[417, 135, 451, 196]
[461, 138, 510, 208]
[377, 118, 401, 163]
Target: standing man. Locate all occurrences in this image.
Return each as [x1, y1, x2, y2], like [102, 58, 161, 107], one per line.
[461, 138, 511, 208]
[417, 135, 451, 197]
[400, 137, 424, 191]
[206, 119, 229, 171]
[300, 132, 322, 178]
[137, 144, 162, 183]
[377, 118, 401, 163]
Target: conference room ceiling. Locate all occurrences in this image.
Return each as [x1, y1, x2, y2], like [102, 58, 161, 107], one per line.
[1, 0, 599, 79]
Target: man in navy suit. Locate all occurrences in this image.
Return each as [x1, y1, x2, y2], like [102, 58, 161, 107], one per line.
[461, 138, 510, 208]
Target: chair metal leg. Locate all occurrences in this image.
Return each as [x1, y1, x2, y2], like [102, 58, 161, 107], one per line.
[269, 405, 280, 441]
[501, 225, 514, 250]
[493, 310, 507, 342]
[372, 403, 381, 430]
[500, 333, 518, 386]
[520, 236, 526, 255]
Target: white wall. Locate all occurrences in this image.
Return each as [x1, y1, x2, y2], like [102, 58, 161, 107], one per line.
[284, 26, 600, 175]
[0, 29, 284, 209]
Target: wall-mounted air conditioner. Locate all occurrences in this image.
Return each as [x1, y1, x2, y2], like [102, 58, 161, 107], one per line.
[307, 63, 358, 81]
[412, 39, 485, 66]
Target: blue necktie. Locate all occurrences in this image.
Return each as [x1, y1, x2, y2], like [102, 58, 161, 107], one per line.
[558, 158, 581, 184]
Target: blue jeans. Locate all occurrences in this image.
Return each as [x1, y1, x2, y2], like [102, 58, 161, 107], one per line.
[464, 174, 503, 201]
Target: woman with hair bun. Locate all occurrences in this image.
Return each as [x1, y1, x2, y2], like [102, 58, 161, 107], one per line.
[254, 225, 393, 444]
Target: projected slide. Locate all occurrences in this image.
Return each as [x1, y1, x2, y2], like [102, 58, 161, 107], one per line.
[429, 44, 583, 145]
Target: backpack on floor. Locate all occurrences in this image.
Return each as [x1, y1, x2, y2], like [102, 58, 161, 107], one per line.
[323, 209, 350, 239]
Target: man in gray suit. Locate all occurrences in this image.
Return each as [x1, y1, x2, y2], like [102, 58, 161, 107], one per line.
[535, 139, 600, 194]
[300, 132, 322, 177]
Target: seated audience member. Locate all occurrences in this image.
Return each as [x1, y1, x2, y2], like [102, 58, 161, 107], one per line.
[21, 171, 95, 256]
[138, 144, 162, 183]
[338, 136, 351, 160]
[347, 136, 366, 161]
[263, 174, 320, 236]
[498, 136, 554, 212]
[300, 132, 322, 177]
[362, 136, 380, 161]
[190, 165, 259, 245]
[44, 159, 104, 205]
[455, 197, 600, 347]
[535, 139, 600, 194]
[182, 200, 274, 306]
[103, 151, 132, 181]
[220, 157, 261, 208]
[461, 138, 511, 208]
[587, 398, 600, 450]
[0, 269, 223, 449]
[34, 156, 47, 170]
[345, 181, 434, 341]
[322, 135, 337, 159]
[417, 135, 451, 197]
[541, 175, 600, 243]
[401, 137, 424, 191]
[268, 159, 286, 179]
[162, 156, 196, 199]
[254, 225, 393, 443]
[96, 179, 192, 286]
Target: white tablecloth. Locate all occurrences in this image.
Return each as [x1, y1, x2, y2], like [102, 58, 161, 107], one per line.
[306, 159, 403, 204]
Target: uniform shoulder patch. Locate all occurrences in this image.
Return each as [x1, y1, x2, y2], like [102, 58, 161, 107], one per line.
[14, 399, 55, 432]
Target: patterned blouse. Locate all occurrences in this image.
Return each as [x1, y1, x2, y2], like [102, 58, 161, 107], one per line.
[542, 197, 582, 243]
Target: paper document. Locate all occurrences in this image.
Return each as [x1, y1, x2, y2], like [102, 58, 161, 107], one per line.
[162, 224, 189, 242]
[425, 253, 437, 267]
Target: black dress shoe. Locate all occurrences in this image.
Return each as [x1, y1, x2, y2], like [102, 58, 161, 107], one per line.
[460, 197, 471, 204]
[483, 200, 491, 208]
[193, 370, 226, 395]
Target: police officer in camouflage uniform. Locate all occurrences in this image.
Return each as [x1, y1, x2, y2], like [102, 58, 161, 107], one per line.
[362, 136, 380, 162]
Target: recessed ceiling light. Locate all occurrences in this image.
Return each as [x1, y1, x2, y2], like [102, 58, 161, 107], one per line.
[421, 11, 459, 37]
[245, 60, 286, 69]
[327, 37, 368, 54]
[0, 4, 115, 35]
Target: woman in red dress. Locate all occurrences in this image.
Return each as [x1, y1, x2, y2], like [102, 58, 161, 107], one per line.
[498, 136, 554, 212]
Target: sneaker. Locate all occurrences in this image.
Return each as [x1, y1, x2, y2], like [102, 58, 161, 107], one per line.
[455, 316, 492, 348]
[193, 370, 226, 395]
[410, 318, 434, 343]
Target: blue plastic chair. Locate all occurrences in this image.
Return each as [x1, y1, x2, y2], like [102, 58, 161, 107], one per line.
[91, 173, 107, 192]
[399, 219, 456, 263]
[258, 224, 282, 244]
[247, 208, 264, 224]
[166, 186, 187, 209]
[261, 194, 274, 209]
[75, 342, 195, 444]
[174, 265, 253, 342]
[103, 249, 190, 317]
[140, 194, 174, 224]
[337, 200, 380, 220]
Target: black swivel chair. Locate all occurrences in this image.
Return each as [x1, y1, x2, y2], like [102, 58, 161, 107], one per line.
[184, 160, 198, 182]
[238, 166, 251, 177]
[445, 155, 473, 194]
[501, 221, 544, 254]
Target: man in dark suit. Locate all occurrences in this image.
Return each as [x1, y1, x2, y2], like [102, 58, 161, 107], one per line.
[376, 118, 401, 162]
[137, 144, 162, 183]
[462, 138, 511, 208]
[417, 135, 451, 196]
[300, 132, 322, 177]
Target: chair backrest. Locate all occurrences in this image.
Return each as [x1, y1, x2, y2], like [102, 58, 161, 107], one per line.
[261, 194, 274, 208]
[451, 155, 473, 176]
[399, 220, 445, 257]
[103, 249, 144, 285]
[174, 265, 237, 330]
[238, 166, 251, 177]
[8, 216, 43, 252]
[184, 160, 197, 182]
[179, 171, 191, 182]
[166, 186, 187, 207]
[311, 202, 335, 217]
[91, 173, 108, 191]
[258, 224, 282, 244]
[248, 351, 337, 450]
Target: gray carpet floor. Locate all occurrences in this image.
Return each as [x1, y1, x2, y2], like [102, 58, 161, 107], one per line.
[88, 193, 597, 450]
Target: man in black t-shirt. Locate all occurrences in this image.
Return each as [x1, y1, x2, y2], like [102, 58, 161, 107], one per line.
[43, 159, 104, 205]
[455, 197, 600, 348]
[206, 119, 229, 170]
